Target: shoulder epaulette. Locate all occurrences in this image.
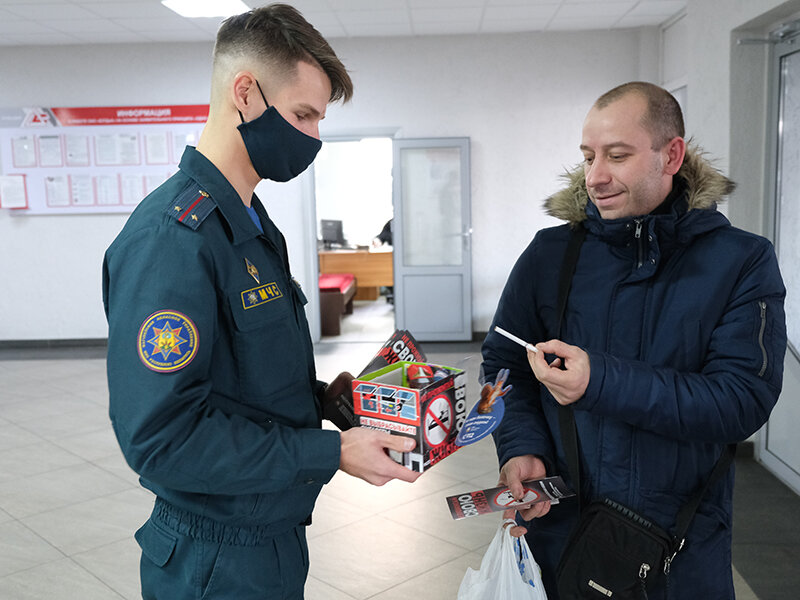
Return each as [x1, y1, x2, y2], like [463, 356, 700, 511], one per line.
[166, 185, 216, 230]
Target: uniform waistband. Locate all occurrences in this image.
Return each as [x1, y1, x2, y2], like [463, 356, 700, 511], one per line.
[152, 498, 306, 546]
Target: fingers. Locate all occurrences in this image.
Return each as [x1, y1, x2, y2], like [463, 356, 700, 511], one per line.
[381, 432, 416, 453]
[518, 500, 551, 521]
[536, 339, 574, 357]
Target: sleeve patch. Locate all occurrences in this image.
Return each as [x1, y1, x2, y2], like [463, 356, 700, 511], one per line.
[137, 310, 199, 373]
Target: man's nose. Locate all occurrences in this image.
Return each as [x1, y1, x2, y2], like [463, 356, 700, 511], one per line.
[585, 158, 610, 188]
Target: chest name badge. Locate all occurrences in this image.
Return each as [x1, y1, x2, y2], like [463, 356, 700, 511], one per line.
[242, 282, 283, 310]
[137, 310, 199, 373]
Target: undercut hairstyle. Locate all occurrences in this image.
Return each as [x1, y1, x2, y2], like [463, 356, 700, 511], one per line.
[212, 3, 353, 104]
[595, 82, 684, 149]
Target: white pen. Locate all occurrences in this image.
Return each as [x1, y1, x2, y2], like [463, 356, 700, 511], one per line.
[494, 326, 538, 353]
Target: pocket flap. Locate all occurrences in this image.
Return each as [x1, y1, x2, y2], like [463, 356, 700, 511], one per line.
[135, 520, 177, 568]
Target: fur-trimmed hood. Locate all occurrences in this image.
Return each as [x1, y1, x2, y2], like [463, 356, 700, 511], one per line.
[544, 142, 736, 225]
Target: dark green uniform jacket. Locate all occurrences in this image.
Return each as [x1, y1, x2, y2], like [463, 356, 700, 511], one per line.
[103, 146, 340, 544]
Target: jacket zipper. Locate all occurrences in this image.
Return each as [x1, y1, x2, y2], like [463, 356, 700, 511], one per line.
[634, 219, 644, 268]
[758, 300, 768, 377]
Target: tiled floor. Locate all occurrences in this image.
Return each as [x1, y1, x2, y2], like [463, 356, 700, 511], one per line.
[0, 303, 796, 598]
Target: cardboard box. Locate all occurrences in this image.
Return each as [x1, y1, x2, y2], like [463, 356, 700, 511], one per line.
[352, 360, 467, 473]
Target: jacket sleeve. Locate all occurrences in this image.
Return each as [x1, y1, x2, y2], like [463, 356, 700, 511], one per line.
[578, 237, 787, 443]
[103, 223, 341, 496]
[482, 236, 558, 469]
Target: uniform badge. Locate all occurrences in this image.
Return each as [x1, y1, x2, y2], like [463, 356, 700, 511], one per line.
[245, 258, 260, 284]
[241, 282, 283, 310]
[137, 310, 198, 373]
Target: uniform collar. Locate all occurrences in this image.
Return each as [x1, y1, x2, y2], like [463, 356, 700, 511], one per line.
[178, 146, 262, 245]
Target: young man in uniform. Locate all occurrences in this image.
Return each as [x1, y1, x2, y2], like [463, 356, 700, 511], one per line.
[482, 82, 786, 598]
[103, 5, 419, 599]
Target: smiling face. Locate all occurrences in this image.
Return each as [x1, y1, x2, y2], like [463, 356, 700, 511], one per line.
[580, 93, 675, 220]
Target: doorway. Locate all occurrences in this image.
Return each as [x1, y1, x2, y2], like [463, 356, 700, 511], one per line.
[760, 35, 800, 495]
[314, 137, 395, 343]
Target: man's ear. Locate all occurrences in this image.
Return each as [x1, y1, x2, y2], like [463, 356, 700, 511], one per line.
[663, 136, 686, 176]
[231, 71, 260, 120]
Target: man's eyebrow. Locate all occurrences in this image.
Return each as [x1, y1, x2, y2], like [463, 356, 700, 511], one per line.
[579, 142, 636, 152]
[298, 103, 323, 119]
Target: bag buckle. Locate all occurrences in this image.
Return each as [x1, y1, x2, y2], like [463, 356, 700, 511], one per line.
[664, 538, 685, 574]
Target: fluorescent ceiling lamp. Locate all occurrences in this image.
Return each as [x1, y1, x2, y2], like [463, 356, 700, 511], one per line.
[162, 0, 251, 18]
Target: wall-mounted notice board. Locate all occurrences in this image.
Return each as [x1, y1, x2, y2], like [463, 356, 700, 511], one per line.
[0, 105, 209, 214]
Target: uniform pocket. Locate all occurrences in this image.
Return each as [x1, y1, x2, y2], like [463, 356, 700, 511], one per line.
[227, 288, 305, 405]
[135, 519, 177, 568]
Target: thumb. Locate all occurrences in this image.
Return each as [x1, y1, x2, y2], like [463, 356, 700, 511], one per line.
[507, 478, 525, 502]
[382, 433, 416, 453]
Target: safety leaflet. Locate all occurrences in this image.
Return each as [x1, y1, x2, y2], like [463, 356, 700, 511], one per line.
[0, 105, 208, 214]
[446, 476, 574, 520]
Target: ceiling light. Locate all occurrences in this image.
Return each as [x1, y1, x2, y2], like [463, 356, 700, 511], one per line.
[162, 0, 251, 19]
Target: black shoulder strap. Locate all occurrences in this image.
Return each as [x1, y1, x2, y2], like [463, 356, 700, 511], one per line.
[554, 226, 736, 543]
[554, 227, 586, 506]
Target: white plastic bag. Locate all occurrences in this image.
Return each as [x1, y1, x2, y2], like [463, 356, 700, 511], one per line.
[457, 519, 548, 600]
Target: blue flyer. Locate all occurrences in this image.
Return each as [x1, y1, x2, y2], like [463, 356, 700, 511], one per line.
[456, 368, 511, 445]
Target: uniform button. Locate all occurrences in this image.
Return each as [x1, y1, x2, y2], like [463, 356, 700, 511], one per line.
[650, 258, 656, 264]
[305, 478, 315, 485]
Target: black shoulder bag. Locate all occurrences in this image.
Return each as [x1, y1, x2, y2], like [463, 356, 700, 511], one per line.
[551, 226, 736, 600]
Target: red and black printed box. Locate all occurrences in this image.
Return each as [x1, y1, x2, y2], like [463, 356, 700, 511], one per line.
[352, 359, 467, 473]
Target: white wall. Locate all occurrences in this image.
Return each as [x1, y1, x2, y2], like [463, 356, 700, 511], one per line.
[0, 29, 658, 341]
[685, 0, 800, 234]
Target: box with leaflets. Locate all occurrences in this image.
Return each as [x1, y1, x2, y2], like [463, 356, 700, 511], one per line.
[323, 329, 467, 472]
[352, 335, 467, 473]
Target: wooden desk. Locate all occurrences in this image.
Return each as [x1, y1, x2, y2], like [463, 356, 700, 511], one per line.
[318, 249, 393, 300]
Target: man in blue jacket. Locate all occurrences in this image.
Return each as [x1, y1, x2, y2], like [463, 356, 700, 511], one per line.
[103, 5, 419, 599]
[482, 81, 786, 599]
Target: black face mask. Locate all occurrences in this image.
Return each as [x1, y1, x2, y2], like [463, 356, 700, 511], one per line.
[237, 80, 322, 182]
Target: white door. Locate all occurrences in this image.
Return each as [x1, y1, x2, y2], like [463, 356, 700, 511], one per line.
[760, 41, 800, 495]
[392, 138, 472, 341]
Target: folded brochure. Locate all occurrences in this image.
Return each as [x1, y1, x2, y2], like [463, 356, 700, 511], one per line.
[446, 476, 574, 520]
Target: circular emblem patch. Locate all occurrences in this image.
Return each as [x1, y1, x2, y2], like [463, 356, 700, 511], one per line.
[137, 310, 198, 373]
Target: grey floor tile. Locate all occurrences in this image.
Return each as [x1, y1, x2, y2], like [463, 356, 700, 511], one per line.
[0, 520, 64, 577]
[308, 515, 467, 600]
[0, 462, 132, 519]
[307, 487, 369, 540]
[21, 488, 153, 556]
[16, 405, 111, 442]
[91, 451, 142, 487]
[0, 558, 125, 600]
[305, 576, 358, 600]
[73, 537, 142, 600]
[369, 551, 484, 600]
[0, 439, 85, 484]
[0, 422, 42, 453]
[0, 395, 93, 424]
[382, 482, 505, 552]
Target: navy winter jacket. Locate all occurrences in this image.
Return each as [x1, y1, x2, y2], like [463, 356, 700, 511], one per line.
[482, 146, 787, 599]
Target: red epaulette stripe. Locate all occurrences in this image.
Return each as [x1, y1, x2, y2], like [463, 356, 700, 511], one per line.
[178, 194, 205, 222]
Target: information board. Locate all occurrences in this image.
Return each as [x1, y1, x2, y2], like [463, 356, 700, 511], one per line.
[0, 105, 208, 214]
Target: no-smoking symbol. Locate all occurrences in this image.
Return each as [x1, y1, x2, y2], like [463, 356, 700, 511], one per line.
[424, 395, 453, 447]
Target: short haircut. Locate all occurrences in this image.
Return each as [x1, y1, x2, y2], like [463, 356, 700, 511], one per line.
[595, 82, 684, 149]
[213, 3, 353, 104]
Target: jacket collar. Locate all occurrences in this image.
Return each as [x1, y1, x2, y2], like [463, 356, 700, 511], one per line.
[544, 142, 736, 228]
[178, 146, 262, 245]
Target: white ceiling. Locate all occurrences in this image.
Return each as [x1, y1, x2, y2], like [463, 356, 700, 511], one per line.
[0, 0, 686, 46]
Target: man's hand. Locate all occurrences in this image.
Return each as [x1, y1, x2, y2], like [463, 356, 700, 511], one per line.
[527, 340, 590, 406]
[339, 428, 421, 485]
[499, 455, 550, 538]
[324, 371, 354, 407]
